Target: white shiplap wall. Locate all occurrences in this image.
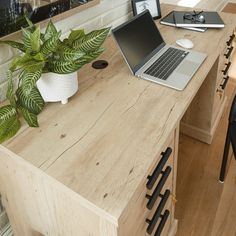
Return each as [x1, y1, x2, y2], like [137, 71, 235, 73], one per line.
[0, 0, 133, 101]
[0, 0, 228, 101]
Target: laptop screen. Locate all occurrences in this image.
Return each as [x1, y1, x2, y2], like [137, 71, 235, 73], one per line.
[112, 10, 165, 74]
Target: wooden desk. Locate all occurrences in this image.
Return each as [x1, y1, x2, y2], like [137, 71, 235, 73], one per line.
[0, 4, 235, 236]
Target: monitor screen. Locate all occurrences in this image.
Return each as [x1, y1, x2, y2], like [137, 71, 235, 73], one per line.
[112, 10, 165, 74]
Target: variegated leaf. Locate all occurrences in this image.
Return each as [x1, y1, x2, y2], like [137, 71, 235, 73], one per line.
[44, 20, 58, 41]
[67, 29, 85, 45]
[17, 86, 45, 115]
[10, 54, 31, 71]
[0, 116, 21, 144]
[22, 27, 32, 50]
[33, 52, 45, 61]
[48, 60, 86, 74]
[73, 27, 110, 52]
[11, 55, 44, 72]
[30, 27, 41, 52]
[19, 70, 42, 95]
[19, 105, 39, 127]
[16, 57, 45, 72]
[0, 105, 17, 124]
[81, 48, 105, 63]
[0, 40, 25, 52]
[41, 31, 61, 55]
[6, 70, 16, 107]
[57, 46, 85, 61]
[25, 16, 34, 28]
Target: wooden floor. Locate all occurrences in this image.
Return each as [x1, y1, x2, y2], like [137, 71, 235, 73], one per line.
[176, 4, 236, 234]
[222, 2, 236, 14]
[176, 80, 236, 236]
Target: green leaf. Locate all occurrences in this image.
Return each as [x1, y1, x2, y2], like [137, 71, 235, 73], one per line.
[25, 16, 34, 28]
[57, 46, 85, 61]
[10, 54, 45, 72]
[48, 60, 86, 74]
[67, 29, 85, 44]
[0, 40, 25, 52]
[0, 105, 17, 124]
[22, 27, 32, 50]
[44, 20, 58, 41]
[0, 116, 20, 144]
[41, 31, 61, 55]
[19, 70, 42, 95]
[33, 52, 45, 61]
[19, 106, 39, 127]
[30, 27, 41, 52]
[73, 27, 110, 52]
[10, 54, 31, 71]
[81, 48, 105, 63]
[17, 86, 45, 115]
[6, 70, 16, 107]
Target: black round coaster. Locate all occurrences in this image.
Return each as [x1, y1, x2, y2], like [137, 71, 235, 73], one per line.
[92, 60, 108, 69]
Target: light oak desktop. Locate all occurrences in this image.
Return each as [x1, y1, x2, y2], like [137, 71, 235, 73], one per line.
[0, 4, 235, 236]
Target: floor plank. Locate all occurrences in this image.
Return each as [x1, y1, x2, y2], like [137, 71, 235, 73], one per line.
[222, 2, 236, 14]
[176, 80, 236, 236]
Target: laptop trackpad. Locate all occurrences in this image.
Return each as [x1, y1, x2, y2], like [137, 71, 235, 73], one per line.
[175, 60, 199, 76]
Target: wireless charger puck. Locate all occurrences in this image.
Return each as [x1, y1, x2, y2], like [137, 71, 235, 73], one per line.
[92, 60, 108, 69]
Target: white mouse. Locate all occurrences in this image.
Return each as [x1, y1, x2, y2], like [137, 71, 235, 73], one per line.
[176, 38, 194, 49]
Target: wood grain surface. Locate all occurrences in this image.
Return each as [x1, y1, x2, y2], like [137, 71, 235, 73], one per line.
[1, 2, 236, 223]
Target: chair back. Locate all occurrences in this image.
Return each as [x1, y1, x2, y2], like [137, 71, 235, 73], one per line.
[229, 95, 236, 123]
[229, 94, 236, 159]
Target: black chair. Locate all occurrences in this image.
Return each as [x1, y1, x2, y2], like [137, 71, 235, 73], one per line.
[219, 95, 236, 182]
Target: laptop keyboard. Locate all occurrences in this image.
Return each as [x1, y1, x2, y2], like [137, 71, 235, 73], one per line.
[144, 47, 189, 81]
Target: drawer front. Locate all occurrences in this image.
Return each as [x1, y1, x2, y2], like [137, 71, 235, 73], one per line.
[218, 32, 235, 81]
[118, 135, 175, 236]
[213, 32, 235, 122]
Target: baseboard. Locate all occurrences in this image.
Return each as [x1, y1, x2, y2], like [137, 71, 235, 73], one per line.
[180, 122, 213, 144]
[181, 97, 226, 144]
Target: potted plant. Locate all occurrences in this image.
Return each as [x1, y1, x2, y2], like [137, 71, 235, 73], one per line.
[0, 17, 110, 143]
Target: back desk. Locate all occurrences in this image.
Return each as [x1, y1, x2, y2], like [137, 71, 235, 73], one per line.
[0, 3, 235, 236]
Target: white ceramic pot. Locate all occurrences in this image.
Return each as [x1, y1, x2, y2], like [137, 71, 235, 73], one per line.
[37, 72, 78, 104]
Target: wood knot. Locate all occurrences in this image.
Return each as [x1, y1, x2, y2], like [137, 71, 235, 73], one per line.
[60, 134, 66, 139]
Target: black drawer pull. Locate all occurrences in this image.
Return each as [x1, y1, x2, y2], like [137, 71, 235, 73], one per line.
[222, 62, 231, 75]
[146, 147, 172, 190]
[224, 46, 234, 59]
[146, 166, 171, 210]
[227, 34, 235, 46]
[154, 210, 170, 236]
[146, 190, 170, 234]
[220, 76, 229, 90]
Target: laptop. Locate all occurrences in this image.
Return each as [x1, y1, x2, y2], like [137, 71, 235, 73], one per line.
[112, 10, 207, 90]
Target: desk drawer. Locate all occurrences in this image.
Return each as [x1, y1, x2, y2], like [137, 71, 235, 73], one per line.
[220, 32, 235, 59]
[212, 81, 225, 124]
[118, 135, 175, 236]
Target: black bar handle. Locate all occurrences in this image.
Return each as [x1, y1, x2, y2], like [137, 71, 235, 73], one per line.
[227, 34, 235, 46]
[222, 62, 231, 75]
[224, 46, 234, 59]
[146, 166, 171, 210]
[146, 190, 170, 234]
[146, 147, 172, 190]
[220, 76, 230, 90]
[154, 210, 170, 236]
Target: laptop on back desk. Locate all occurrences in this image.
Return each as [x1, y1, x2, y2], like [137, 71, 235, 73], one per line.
[112, 10, 207, 90]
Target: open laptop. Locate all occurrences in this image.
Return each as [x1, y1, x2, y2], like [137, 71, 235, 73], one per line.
[112, 10, 207, 90]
